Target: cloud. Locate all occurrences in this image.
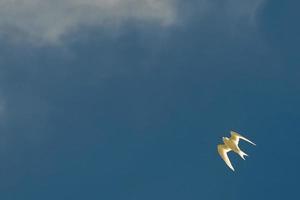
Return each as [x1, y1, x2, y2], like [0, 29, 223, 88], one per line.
[0, 0, 178, 44]
[0, 0, 265, 45]
[224, 0, 265, 23]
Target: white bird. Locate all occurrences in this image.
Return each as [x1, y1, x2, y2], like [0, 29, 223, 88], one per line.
[217, 131, 256, 171]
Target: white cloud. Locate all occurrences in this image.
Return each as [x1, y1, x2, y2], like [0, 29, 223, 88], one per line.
[0, 0, 178, 44]
[0, 0, 265, 45]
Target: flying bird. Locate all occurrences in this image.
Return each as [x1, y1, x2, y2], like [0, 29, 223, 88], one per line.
[217, 131, 256, 171]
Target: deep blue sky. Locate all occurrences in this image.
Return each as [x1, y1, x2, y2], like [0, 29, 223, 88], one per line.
[0, 0, 299, 199]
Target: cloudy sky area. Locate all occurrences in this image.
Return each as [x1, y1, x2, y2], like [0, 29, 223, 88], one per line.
[0, 0, 263, 44]
[0, 0, 300, 199]
[0, 0, 178, 44]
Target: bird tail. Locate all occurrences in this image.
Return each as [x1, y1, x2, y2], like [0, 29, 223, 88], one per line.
[238, 150, 248, 160]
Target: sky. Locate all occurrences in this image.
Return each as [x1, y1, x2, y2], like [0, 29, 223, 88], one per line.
[0, 0, 299, 199]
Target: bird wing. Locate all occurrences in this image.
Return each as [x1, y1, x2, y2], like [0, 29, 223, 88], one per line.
[217, 144, 234, 171]
[230, 131, 256, 146]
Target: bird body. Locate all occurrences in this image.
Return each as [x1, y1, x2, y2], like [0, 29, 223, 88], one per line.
[218, 131, 256, 171]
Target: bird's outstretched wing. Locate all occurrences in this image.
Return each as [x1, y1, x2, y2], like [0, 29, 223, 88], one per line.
[230, 131, 256, 146]
[217, 144, 234, 171]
